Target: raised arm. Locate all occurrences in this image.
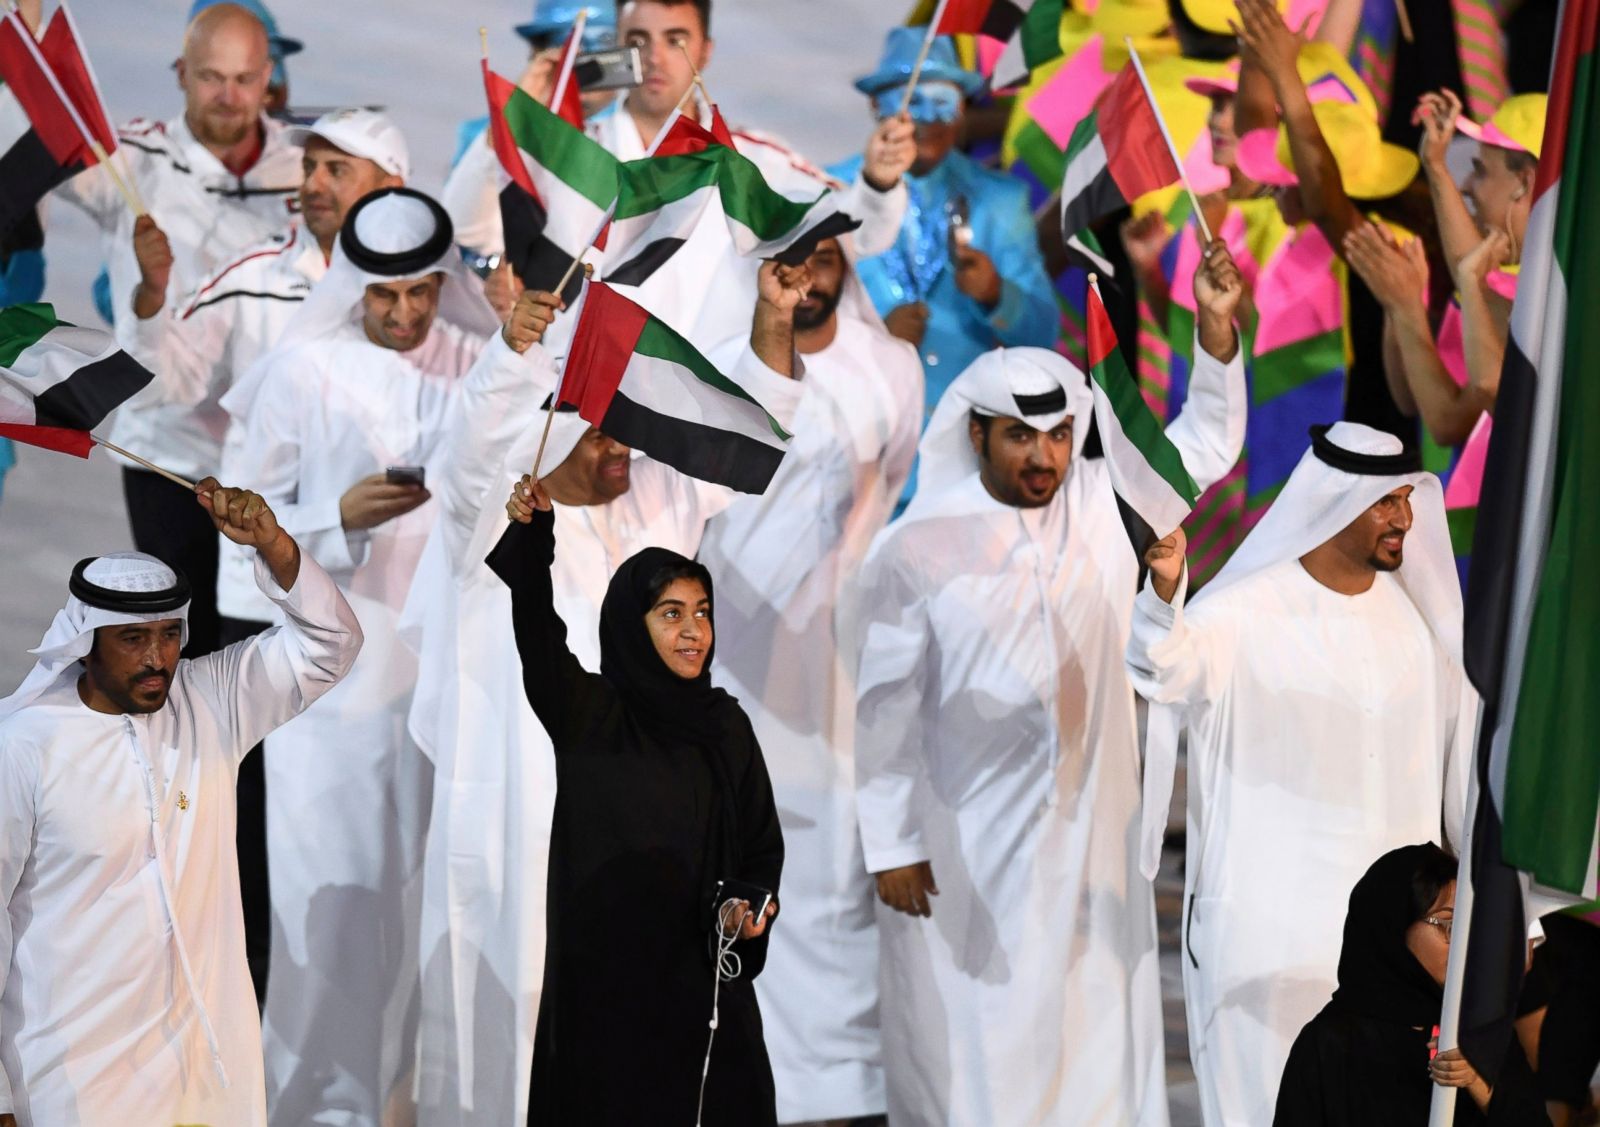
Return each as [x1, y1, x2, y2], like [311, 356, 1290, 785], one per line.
[186, 479, 363, 757]
[1415, 90, 1486, 271]
[119, 228, 241, 408]
[486, 478, 606, 748]
[829, 113, 914, 258]
[1164, 242, 1247, 491]
[1237, 0, 1364, 247]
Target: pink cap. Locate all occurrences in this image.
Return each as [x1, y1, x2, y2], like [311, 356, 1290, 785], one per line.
[1185, 62, 1240, 98]
[1234, 127, 1297, 186]
[1455, 118, 1531, 155]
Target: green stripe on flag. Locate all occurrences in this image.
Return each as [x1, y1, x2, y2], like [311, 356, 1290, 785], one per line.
[0, 303, 67, 368]
[500, 89, 619, 208]
[1090, 338, 1199, 503]
[616, 148, 820, 242]
[1021, 0, 1065, 68]
[633, 315, 792, 441]
[1501, 41, 1600, 893]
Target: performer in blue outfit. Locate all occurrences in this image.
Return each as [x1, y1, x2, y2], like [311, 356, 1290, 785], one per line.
[830, 29, 1058, 421]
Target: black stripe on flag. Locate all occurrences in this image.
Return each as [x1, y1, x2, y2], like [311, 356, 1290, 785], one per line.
[600, 390, 783, 494]
[0, 127, 81, 235]
[980, 0, 1029, 40]
[1060, 164, 1125, 239]
[603, 238, 687, 287]
[32, 348, 154, 431]
[771, 212, 863, 267]
[499, 183, 585, 305]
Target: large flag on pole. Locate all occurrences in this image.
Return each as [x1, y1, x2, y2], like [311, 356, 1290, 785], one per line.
[483, 63, 619, 301]
[0, 302, 154, 456]
[1438, 0, 1600, 1109]
[559, 281, 792, 493]
[1086, 276, 1198, 549]
[1059, 64, 1182, 236]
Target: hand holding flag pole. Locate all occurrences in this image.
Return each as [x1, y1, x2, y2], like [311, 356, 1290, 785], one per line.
[1124, 37, 1213, 246]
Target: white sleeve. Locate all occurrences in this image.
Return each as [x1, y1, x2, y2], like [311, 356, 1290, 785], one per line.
[119, 288, 236, 408]
[0, 742, 35, 1114]
[680, 344, 809, 522]
[833, 174, 908, 259]
[189, 551, 363, 760]
[435, 333, 557, 571]
[853, 544, 934, 873]
[440, 130, 506, 258]
[1163, 330, 1247, 493]
[1440, 665, 1477, 853]
[227, 366, 368, 573]
[51, 160, 125, 231]
[1125, 568, 1234, 707]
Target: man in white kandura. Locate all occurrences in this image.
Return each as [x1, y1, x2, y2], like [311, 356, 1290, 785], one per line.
[852, 244, 1249, 1126]
[1127, 420, 1472, 1127]
[0, 482, 361, 1127]
[221, 186, 499, 1126]
[53, 2, 301, 655]
[697, 236, 922, 1126]
[402, 261, 807, 1125]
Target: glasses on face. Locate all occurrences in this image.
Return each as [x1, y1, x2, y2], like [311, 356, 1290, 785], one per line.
[1425, 915, 1453, 939]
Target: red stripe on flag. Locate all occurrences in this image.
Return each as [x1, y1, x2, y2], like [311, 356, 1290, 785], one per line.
[709, 106, 737, 149]
[482, 62, 539, 198]
[0, 422, 94, 457]
[1086, 282, 1118, 370]
[1533, 0, 1600, 201]
[40, 8, 114, 152]
[0, 17, 89, 165]
[936, 0, 995, 34]
[1096, 67, 1182, 207]
[560, 282, 650, 427]
[653, 110, 727, 157]
[548, 26, 584, 129]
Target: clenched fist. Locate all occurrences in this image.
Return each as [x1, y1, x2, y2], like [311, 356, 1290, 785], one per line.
[506, 473, 553, 522]
[502, 288, 564, 354]
[1145, 526, 1187, 604]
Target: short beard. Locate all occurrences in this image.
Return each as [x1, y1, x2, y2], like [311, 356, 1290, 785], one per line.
[1368, 553, 1403, 572]
[196, 113, 252, 149]
[794, 286, 843, 332]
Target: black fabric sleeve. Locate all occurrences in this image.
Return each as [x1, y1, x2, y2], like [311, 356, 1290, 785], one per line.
[486, 511, 605, 750]
[730, 717, 785, 982]
[1272, 1025, 1332, 1127]
[1477, 1040, 1552, 1127]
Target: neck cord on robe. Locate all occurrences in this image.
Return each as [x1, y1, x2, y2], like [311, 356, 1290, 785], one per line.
[124, 713, 231, 1088]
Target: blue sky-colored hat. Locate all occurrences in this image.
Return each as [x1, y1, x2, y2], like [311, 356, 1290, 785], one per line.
[514, 3, 618, 49]
[854, 26, 985, 99]
[187, 0, 301, 60]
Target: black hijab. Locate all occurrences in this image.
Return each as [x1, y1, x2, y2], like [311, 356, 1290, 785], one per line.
[597, 545, 736, 747]
[1328, 842, 1457, 1027]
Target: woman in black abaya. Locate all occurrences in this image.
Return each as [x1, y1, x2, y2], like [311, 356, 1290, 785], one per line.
[488, 475, 783, 1127]
[1273, 843, 1548, 1126]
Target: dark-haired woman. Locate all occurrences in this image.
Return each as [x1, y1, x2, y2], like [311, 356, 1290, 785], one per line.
[1273, 843, 1549, 1126]
[489, 474, 783, 1127]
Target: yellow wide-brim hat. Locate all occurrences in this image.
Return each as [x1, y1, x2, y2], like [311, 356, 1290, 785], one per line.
[1180, 0, 1286, 35]
[1093, 0, 1174, 39]
[1456, 92, 1548, 159]
[1237, 101, 1420, 199]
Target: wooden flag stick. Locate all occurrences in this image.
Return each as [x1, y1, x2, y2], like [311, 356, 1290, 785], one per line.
[529, 262, 596, 480]
[1125, 38, 1214, 246]
[902, 0, 952, 105]
[676, 41, 712, 113]
[54, 0, 148, 214]
[479, 25, 490, 62]
[90, 434, 197, 490]
[550, 10, 588, 109]
[0, 6, 144, 217]
[1393, 0, 1415, 42]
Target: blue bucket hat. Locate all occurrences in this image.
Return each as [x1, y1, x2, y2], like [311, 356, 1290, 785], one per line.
[514, 3, 618, 50]
[854, 26, 985, 99]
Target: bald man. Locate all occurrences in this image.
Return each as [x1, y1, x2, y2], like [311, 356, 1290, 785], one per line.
[53, 1, 302, 659]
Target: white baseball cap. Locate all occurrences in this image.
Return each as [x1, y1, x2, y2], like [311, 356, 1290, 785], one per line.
[290, 108, 410, 181]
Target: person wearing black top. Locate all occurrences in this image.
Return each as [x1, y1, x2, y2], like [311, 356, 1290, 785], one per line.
[1274, 843, 1549, 1126]
[488, 473, 784, 1127]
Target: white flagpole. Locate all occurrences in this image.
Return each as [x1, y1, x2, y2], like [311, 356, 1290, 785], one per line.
[548, 9, 587, 111]
[0, 7, 144, 216]
[530, 267, 594, 479]
[1427, 700, 1487, 1127]
[902, 0, 953, 105]
[1124, 37, 1214, 246]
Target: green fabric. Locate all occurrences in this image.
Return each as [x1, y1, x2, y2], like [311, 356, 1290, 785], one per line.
[616, 146, 822, 241]
[0, 303, 68, 368]
[500, 86, 620, 208]
[633, 314, 791, 441]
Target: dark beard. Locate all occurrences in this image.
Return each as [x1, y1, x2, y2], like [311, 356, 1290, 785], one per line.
[793, 285, 843, 332]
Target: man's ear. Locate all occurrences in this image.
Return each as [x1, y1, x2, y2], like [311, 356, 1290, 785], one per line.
[175, 57, 189, 93]
[968, 416, 986, 456]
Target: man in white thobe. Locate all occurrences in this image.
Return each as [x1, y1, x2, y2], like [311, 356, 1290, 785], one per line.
[53, 3, 301, 655]
[221, 187, 500, 1126]
[402, 263, 806, 1125]
[0, 483, 361, 1127]
[852, 246, 1249, 1125]
[697, 237, 921, 1125]
[1126, 420, 1473, 1127]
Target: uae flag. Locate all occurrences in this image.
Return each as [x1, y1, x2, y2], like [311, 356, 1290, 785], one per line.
[559, 281, 791, 493]
[484, 62, 619, 302]
[1452, 0, 1600, 1091]
[0, 6, 117, 233]
[1059, 64, 1181, 237]
[600, 106, 748, 285]
[0, 302, 153, 456]
[991, 1, 1066, 90]
[909, 0, 1062, 86]
[606, 131, 860, 290]
[1086, 277, 1197, 550]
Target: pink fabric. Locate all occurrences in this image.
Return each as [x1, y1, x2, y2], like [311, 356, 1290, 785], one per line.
[1026, 36, 1113, 148]
[1236, 127, 1298, 186]
[1253, 226, 1343, 354]
[1171, 205, 1256, 315]
[976, 35, 1006, 77]
[1185, 127, 1232, 196]
[1443, 413, 1491, 508]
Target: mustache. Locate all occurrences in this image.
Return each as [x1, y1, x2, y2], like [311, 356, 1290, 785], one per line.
[130, 668, 171, 686]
